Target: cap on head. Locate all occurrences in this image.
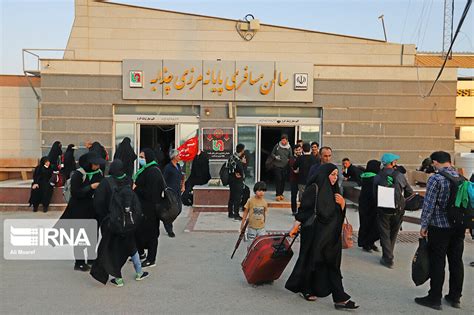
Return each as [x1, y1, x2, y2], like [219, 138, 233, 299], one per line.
[381, 153, 400, 165]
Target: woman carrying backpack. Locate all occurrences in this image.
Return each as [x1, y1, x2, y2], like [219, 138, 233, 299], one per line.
[59, 151, 105, 272]
[133, 148, 165, 269]
[28, 156, 54, 213]
[91, 159, 148, 286]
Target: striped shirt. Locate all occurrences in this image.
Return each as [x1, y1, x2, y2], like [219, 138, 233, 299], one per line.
[420, 167, 458, 229]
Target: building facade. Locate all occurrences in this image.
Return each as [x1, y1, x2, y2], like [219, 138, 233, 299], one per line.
[5, 0, 461, 184]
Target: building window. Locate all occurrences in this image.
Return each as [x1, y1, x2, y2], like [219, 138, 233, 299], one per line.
[455, 127, 460, 140]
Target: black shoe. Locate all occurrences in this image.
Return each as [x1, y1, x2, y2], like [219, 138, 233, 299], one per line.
[141, 260, 156, 268]
[139, 253, 147, 260]
[470, 262, 474, 267]
[334, 300, 359, 310]
[135, 271, 149, 281]
[74, 264, 90, 272]
[414, 296, 442, 310]
[233, 214, 243, 221]
[228, 213, 234, 219]
[362, 246, 372, 253]
[42, 206, 48, 213]
[168, 232, 176, 238]
[33, 206, 38, 212]
[380, 258, 394, 269]
[371, 244, 380, 252]
[444, 295, 461, 309]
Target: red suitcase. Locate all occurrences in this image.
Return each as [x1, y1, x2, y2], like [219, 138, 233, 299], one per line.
[241, 233, 297, 285]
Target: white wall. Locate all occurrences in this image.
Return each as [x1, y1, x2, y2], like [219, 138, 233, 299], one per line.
[0, 84, 41, 158]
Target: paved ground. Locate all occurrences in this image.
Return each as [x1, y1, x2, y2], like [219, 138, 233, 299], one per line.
[1, 208, 473, 315]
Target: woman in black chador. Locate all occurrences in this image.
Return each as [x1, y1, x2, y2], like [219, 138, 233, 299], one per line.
[29, 157, 54, 213]
[47, 141, 63, 171]
[113, 137, 137, 177]
[358, 160, 381, 252]
[286, 163, 358, 310]
[59, 151, 105, 272]
[61, 144, 77, 181]
[133, 148, 165, 268]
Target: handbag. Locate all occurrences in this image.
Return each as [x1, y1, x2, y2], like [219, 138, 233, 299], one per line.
[404, 193, 424, 211]
[265, 155, 275, 171]
[342, 217, 353, 249]
[412, 238, 430, 286]
[155, 168, 182, 224]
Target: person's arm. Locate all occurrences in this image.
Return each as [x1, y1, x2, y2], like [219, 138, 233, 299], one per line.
[372, 175, 380, 206]
[180, 170, 185, 193]
[93, 179, 110, 224]
[293, 156, 301, 170]
[235, 161, 244, 178]
[149, 168, 165, 204]
[71, 172, 94, 199]
[420, 176, 439, 233]
[401, 174, 414, 196]
[240, 207, 249, 232]
[295, 184, 316, 223]
[271, 145, 279, 159]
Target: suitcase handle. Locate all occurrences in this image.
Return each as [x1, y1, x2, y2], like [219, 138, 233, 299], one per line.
[273, 233, 299, 254]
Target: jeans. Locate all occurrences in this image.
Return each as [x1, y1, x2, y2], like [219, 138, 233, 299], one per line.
[228, 178, 244, 216]
[273, 167, 287, 196]
[377, 209, 404, 262]
[247, 227, 266, 242]
[290, 182, 298, 213]
[130, 251, 142, 274]
[297, 184, 306, 202]
[427, 226, 465, 302]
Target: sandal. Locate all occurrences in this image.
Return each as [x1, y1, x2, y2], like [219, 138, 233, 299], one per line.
[301, 293, 317, 301]
[334, 300, 359, 310]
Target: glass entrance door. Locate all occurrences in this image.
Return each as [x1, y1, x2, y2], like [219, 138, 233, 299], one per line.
[298, 125, 321, 144]
[236, 125, 257, 185]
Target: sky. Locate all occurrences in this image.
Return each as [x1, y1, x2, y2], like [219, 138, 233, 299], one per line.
[0, 0, 473, 75]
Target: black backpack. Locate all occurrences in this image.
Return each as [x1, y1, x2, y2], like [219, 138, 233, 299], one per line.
[438, 171, 474, 229]
[220, 161, 231, 186]
[107, 178, 143, 234]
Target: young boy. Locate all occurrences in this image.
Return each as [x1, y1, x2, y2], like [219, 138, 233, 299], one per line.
[240, 181, 268, 242]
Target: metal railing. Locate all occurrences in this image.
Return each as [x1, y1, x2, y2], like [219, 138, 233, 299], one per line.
[22, 49, 75, 101]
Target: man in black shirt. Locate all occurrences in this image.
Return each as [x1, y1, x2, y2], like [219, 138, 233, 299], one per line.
[227, 144, 246, 220]
[342, 158, 362, 185]
[294, 143, 318, 200]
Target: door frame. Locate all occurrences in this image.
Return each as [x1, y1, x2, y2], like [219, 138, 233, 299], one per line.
[236, 116, 321, 182]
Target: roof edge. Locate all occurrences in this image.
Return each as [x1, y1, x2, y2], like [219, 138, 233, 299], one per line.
[104, 1, 390, 44]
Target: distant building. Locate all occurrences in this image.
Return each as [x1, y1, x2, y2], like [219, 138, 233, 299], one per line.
[455, 78, 474, 153]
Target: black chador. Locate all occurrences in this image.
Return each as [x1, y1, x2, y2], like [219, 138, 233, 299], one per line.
[91, 160, 137, 284]
[28, 156, 54, 212]
[113, 137, 137, 177]
[286, 163, 351, 303]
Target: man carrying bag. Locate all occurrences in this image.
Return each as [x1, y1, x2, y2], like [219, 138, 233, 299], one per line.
[415, 151, 466, 311]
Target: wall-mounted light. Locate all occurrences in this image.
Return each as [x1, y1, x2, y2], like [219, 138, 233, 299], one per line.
[205, 108, 211, 116]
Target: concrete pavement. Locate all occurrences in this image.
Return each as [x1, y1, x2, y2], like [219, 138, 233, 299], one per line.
[1, 209, 473, 314]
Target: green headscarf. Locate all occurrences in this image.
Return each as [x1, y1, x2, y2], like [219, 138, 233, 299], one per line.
[132, 160, 158, 181]
[85, 169, 102, 181]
